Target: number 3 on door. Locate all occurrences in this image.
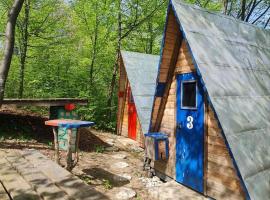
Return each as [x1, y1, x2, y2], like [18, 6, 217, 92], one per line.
[187, 116, 193, 129]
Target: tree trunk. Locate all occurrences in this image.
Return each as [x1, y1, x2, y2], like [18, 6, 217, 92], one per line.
[240, 0, 246, 20]
[89, 1, 99, 87]
[0, 0, 25, 105]
[107, 0, 122, 120]
[19, 0, 30, 98]
[223, 0, 228, 14]
[147, 20, 154, 54]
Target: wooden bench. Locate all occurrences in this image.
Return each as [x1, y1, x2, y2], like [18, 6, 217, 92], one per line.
[0, 150, 108, 200]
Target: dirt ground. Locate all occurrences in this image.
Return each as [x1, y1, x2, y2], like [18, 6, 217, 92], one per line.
[0, 108, 162, 200]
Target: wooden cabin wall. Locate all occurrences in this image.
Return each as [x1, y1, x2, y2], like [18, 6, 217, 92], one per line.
[120, 91, 129, 137]
[150, 9, 180, 131]
[153, 38, 245, 199]
[206, 107, 245, 199]
[154, 40, 195, 179]
[117, 65, 144, 145]
[120, 88, 144, 144]
[136, 118, 144, 148]
[154, 75, 176, 178]
[117, 57, 128, 136]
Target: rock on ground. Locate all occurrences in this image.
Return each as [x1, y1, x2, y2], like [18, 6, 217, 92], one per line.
[111, 154, 127, 159]
[114, 187, 136, 200]
[105, 146, 119, 152]
[113, 173, 132, 182]
[105, 139, 115, 146]
[139, 176, 163, 188]
[111, 162, 129, 169]
[148, 181, 207, 200]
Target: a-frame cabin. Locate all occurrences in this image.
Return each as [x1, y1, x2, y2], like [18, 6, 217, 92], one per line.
[117, 51, 159, 147]
[149, 0, 270, 199]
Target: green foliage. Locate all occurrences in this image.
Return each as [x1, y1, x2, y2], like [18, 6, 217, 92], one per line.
[0, 0, 167, 131]
[94, 145, 105, 153]
[0, 124, 34, 141]
[102, 179, 112, 190]
[1, 0, 268, 133]
[79, 174, 93, 185]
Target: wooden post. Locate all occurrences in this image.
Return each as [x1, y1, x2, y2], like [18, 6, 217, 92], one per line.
[75, 129, 80, 164]
[53, 127, 60, 164]
[66, 128, 73, 171]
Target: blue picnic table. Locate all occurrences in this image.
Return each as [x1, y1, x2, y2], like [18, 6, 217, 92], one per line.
[45, 119, 95, 171]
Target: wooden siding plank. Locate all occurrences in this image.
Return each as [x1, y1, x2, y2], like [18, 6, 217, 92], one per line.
[154, 36, 182, 131]
[151, 9, 179, 129]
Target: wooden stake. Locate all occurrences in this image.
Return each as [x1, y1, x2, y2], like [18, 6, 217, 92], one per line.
[53, 127, 60, 164]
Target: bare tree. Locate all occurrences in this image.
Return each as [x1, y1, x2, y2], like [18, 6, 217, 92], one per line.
[0, 0, 24, 105]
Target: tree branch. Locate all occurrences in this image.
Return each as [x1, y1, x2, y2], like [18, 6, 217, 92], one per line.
[264, 15, 270, 28]
[245, 0, 264, 22]
[120, 0, 166, 40]
[252, 5, 270, 24]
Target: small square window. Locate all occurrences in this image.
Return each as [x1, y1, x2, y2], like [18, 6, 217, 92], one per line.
[181, 81, 197, 109]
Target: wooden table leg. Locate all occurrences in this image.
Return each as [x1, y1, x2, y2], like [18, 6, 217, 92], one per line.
[75, 129, 80, 164]
[53, 127, 60, 164]
[66, 128, 73, 171]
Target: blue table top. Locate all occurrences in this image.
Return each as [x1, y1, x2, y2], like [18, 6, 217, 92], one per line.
[45, 119, 95, 128]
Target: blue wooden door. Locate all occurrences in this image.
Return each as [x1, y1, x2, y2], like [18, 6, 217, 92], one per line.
[176, 73, 204, 193]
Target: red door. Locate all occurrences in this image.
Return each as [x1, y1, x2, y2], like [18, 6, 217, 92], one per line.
[128, 87, 137, 140]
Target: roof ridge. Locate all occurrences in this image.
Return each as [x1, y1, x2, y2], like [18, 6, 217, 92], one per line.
[121, 50, 159, 58]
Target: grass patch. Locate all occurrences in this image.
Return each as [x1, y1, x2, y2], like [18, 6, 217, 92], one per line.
[102, 179, 112, 190]
[0, 126, 34, 142]
[94, 145, 105, 153]
[79, 175, 93, 185]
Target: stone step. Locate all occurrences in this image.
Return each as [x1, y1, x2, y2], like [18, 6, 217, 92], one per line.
[0, 157, 41, 200]
[5, 152, 70, 200]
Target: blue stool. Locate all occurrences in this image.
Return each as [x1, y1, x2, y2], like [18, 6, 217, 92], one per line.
[144, 132, 169, 161]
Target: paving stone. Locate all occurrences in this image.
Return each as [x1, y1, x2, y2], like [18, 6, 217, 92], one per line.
[152, 176, 161, 182]
[111, 162, 129, 169]
[121, 174, 132, 181]
[148, 181, 207, 200]
[114, 187, 136, 200]
[139, 176, 163, 188]
[105, 146, 119, 152]
[105, 139, 115, 146]
[111, 154, 127, 159]
[113, 173, 132, 182]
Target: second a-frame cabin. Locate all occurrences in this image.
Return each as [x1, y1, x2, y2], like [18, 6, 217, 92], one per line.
[148, 0, 270, 199]
[117, 51, 159, 147]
